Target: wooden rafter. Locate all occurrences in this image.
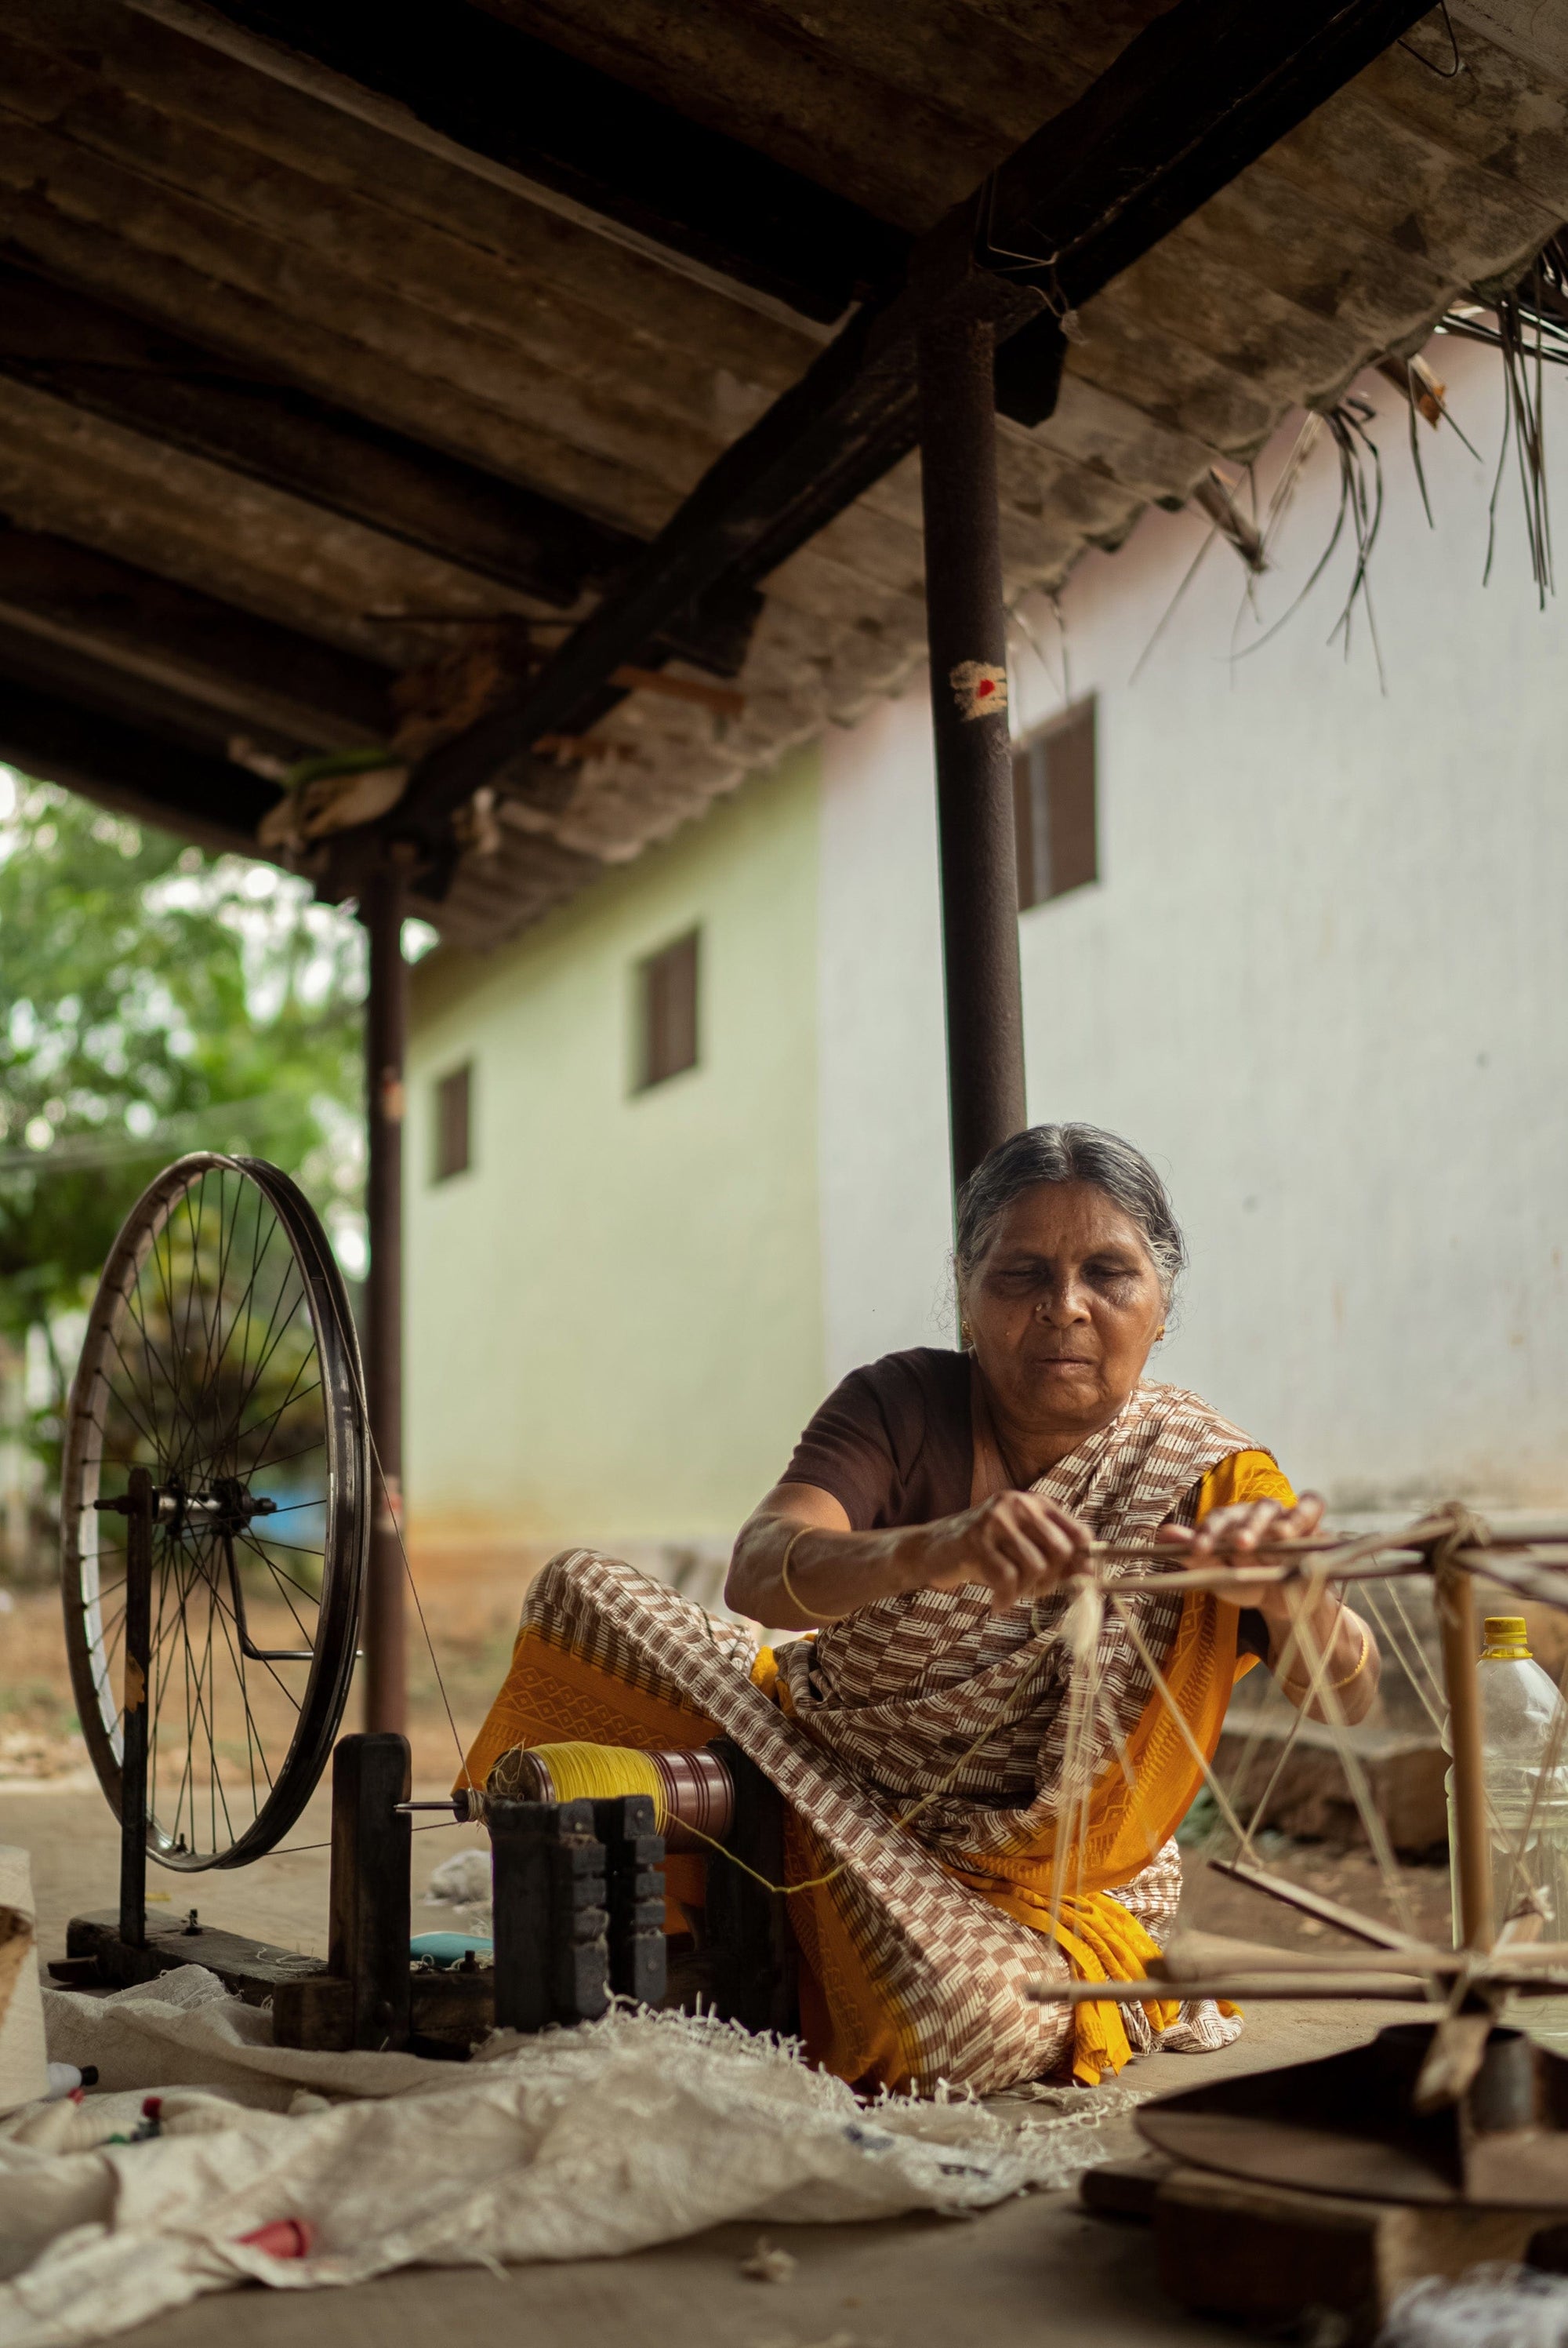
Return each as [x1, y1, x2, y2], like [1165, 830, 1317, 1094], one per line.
[165, 0, 909, 324]
[387, 0, 1442, 856]
[0, 675, 283, 855]
[0, 261, 646, 611]
[0, 524, 394, 751]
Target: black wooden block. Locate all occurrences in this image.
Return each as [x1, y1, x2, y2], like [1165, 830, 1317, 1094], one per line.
[591, 1793, 658, 1843]
[593, 1794, 668, 2008]
[705, 1739, 798, 2036]
[490, 1797, 611, 2031]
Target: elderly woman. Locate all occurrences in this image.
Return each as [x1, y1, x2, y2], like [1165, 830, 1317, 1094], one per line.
[462, 1124, 1377, 2098]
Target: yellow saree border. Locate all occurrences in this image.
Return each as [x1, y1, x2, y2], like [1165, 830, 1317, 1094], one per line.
[947, 1589, 1245, 2081]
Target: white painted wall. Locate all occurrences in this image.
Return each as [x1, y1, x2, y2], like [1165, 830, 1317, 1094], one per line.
[405, 752, 822, 1557]
[818, 340, 1568, 1509]
[818, 693, 953, 1378]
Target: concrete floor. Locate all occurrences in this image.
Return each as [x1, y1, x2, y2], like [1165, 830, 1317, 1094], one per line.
[2, 1779, 1416, 2347]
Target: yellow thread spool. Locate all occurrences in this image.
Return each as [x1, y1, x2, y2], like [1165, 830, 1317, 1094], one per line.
[524, 1742, 668, 1832]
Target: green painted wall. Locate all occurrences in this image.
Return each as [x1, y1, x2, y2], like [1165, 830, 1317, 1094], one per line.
[405, 751, 823, 1549]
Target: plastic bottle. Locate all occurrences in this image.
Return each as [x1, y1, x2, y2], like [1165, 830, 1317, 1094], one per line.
[1446, 1614, 1568, 2051]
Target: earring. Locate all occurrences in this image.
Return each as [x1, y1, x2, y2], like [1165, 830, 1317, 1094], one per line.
[1156, 1325, 1167, 1342]
[960, 1319, 972, 1343]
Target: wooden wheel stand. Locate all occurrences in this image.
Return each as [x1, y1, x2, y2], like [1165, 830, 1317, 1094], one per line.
[50, 1464, 795, 2056]
[57, 1724, 797, 2054]
[1080, 1557, 1568, 2343]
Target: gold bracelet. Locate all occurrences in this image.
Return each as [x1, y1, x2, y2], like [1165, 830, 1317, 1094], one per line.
[779, 1521, 840, 1615]
[1282, 1616, 1370, 1698]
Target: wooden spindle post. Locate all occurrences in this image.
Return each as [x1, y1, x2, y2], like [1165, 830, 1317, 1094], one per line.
[328, 1731, 412, 2049]
[118, 1465, 153, 1950]
[1437, 1561, 1494, 1953]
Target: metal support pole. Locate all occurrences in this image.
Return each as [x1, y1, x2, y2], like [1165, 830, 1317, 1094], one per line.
[1437, 1561, 1494, 1953]
[118, 1465, 152, 1949]
[361, 869, 406, 1735]
[917, 305, 1027, 1198]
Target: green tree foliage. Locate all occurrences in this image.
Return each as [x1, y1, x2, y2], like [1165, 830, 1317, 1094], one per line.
[0, 774, 366, 1494]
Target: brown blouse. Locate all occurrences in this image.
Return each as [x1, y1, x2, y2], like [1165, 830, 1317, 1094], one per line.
[780, 1346, 1272, 1658]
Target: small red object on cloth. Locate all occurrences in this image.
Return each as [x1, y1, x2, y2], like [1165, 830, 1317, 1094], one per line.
[235, 2219, 315, 2259]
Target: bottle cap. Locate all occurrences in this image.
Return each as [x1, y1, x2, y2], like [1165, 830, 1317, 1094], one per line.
[1482, 1616, 1531, 1657]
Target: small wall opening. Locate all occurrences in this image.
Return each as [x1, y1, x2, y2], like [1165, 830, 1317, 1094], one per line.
[1014, 700, 1098, 910]
[433, 1062, 473, 1181]
[635, 929, 700, 1091]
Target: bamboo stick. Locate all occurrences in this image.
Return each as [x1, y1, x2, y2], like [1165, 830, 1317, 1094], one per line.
[1025, 1971, 1568, 2006]
[1438, 1561, 1494, 1953]
[1025, 1974, 1433, 2005]
[1206, 1856, 1422, 1950]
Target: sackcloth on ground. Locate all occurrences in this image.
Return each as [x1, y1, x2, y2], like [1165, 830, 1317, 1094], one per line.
[5, 1970, 1135, 2348]
[463, 1381, 1294, 2099]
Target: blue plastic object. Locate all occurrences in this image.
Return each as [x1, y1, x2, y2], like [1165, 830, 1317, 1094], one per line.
[409, 1931, 493, 1969]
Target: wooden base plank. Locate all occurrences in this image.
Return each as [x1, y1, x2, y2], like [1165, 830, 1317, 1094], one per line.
[1152, 2165, 1545, 2344]
[64, 1910, 327, 2004]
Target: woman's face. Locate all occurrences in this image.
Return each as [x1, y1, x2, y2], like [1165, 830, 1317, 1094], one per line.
[961, 1180, 1167, 1438]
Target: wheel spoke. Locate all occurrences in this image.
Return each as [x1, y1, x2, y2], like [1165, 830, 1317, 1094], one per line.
[63, 1161, 364, 1866]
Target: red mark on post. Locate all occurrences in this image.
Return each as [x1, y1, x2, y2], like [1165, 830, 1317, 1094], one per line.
[949, 662, 1008, 722]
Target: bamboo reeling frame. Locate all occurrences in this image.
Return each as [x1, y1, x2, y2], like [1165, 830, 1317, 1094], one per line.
[1022, 1503, 1568, 2019]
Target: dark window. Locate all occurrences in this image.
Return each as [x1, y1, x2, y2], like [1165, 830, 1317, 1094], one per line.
[434, 1063, 472, 1182]
[1014, 701, 1098, 911]
[637, 929, 699, 1090]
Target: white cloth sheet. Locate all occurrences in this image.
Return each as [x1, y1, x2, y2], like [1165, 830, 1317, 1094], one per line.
[0, 1967, 1134, 2348]
[0, 1850, 47, 2118]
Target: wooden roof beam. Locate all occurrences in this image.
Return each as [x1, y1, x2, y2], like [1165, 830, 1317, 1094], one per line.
[0, 523, 394, 752]
[150, 0, 908, 325]
[0, 262, 647, 612]
[387, 0, 1439, 854]
[0, 674, 283, 857]
[0, 612, 298, 769]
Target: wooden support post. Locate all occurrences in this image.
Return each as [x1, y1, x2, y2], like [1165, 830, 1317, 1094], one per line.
[489, 1799, 609, 2032]
[916, 305, 1026, 1197]
[361, 869, 406, 1735]
[328, 1731, 412, 2049]
[704, 1741, 797, 2036]
[592, 1794, 667, 2008]
[118, 1464, 153, 1950]
[1438, 1561, 1494, 1953]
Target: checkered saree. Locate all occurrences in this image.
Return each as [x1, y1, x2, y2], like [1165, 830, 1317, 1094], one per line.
[516, 1381, 1258, 2094]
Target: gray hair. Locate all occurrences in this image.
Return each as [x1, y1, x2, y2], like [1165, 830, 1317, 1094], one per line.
[953, 1123, 1187, 1307]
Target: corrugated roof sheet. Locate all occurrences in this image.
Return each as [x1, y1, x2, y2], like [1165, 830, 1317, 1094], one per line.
[0, 0, 1563, 939]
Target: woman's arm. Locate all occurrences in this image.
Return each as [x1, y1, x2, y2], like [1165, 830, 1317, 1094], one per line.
[726, 1480, 1094, 1629]
[1158, 1493, 1381, 1725]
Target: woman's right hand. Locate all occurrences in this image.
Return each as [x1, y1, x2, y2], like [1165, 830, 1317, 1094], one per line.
[910, 1492, 1093, 1614]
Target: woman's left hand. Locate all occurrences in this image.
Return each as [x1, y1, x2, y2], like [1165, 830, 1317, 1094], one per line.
[1155, 1491, 1325, 1607]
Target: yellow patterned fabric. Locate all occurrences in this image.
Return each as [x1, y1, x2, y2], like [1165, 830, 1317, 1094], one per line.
[463, 1400, 1292, 2096]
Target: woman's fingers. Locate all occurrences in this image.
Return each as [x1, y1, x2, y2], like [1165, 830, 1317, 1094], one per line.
[918, 1494, 1095, 1611]
[1278, 1492, 1326, 1539]
[1192, 1499, 1283, 1555]
[967, 1495, 1092, 1611]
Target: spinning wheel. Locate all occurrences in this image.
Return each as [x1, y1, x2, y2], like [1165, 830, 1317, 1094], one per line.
[60, 1154, 369, 1870]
